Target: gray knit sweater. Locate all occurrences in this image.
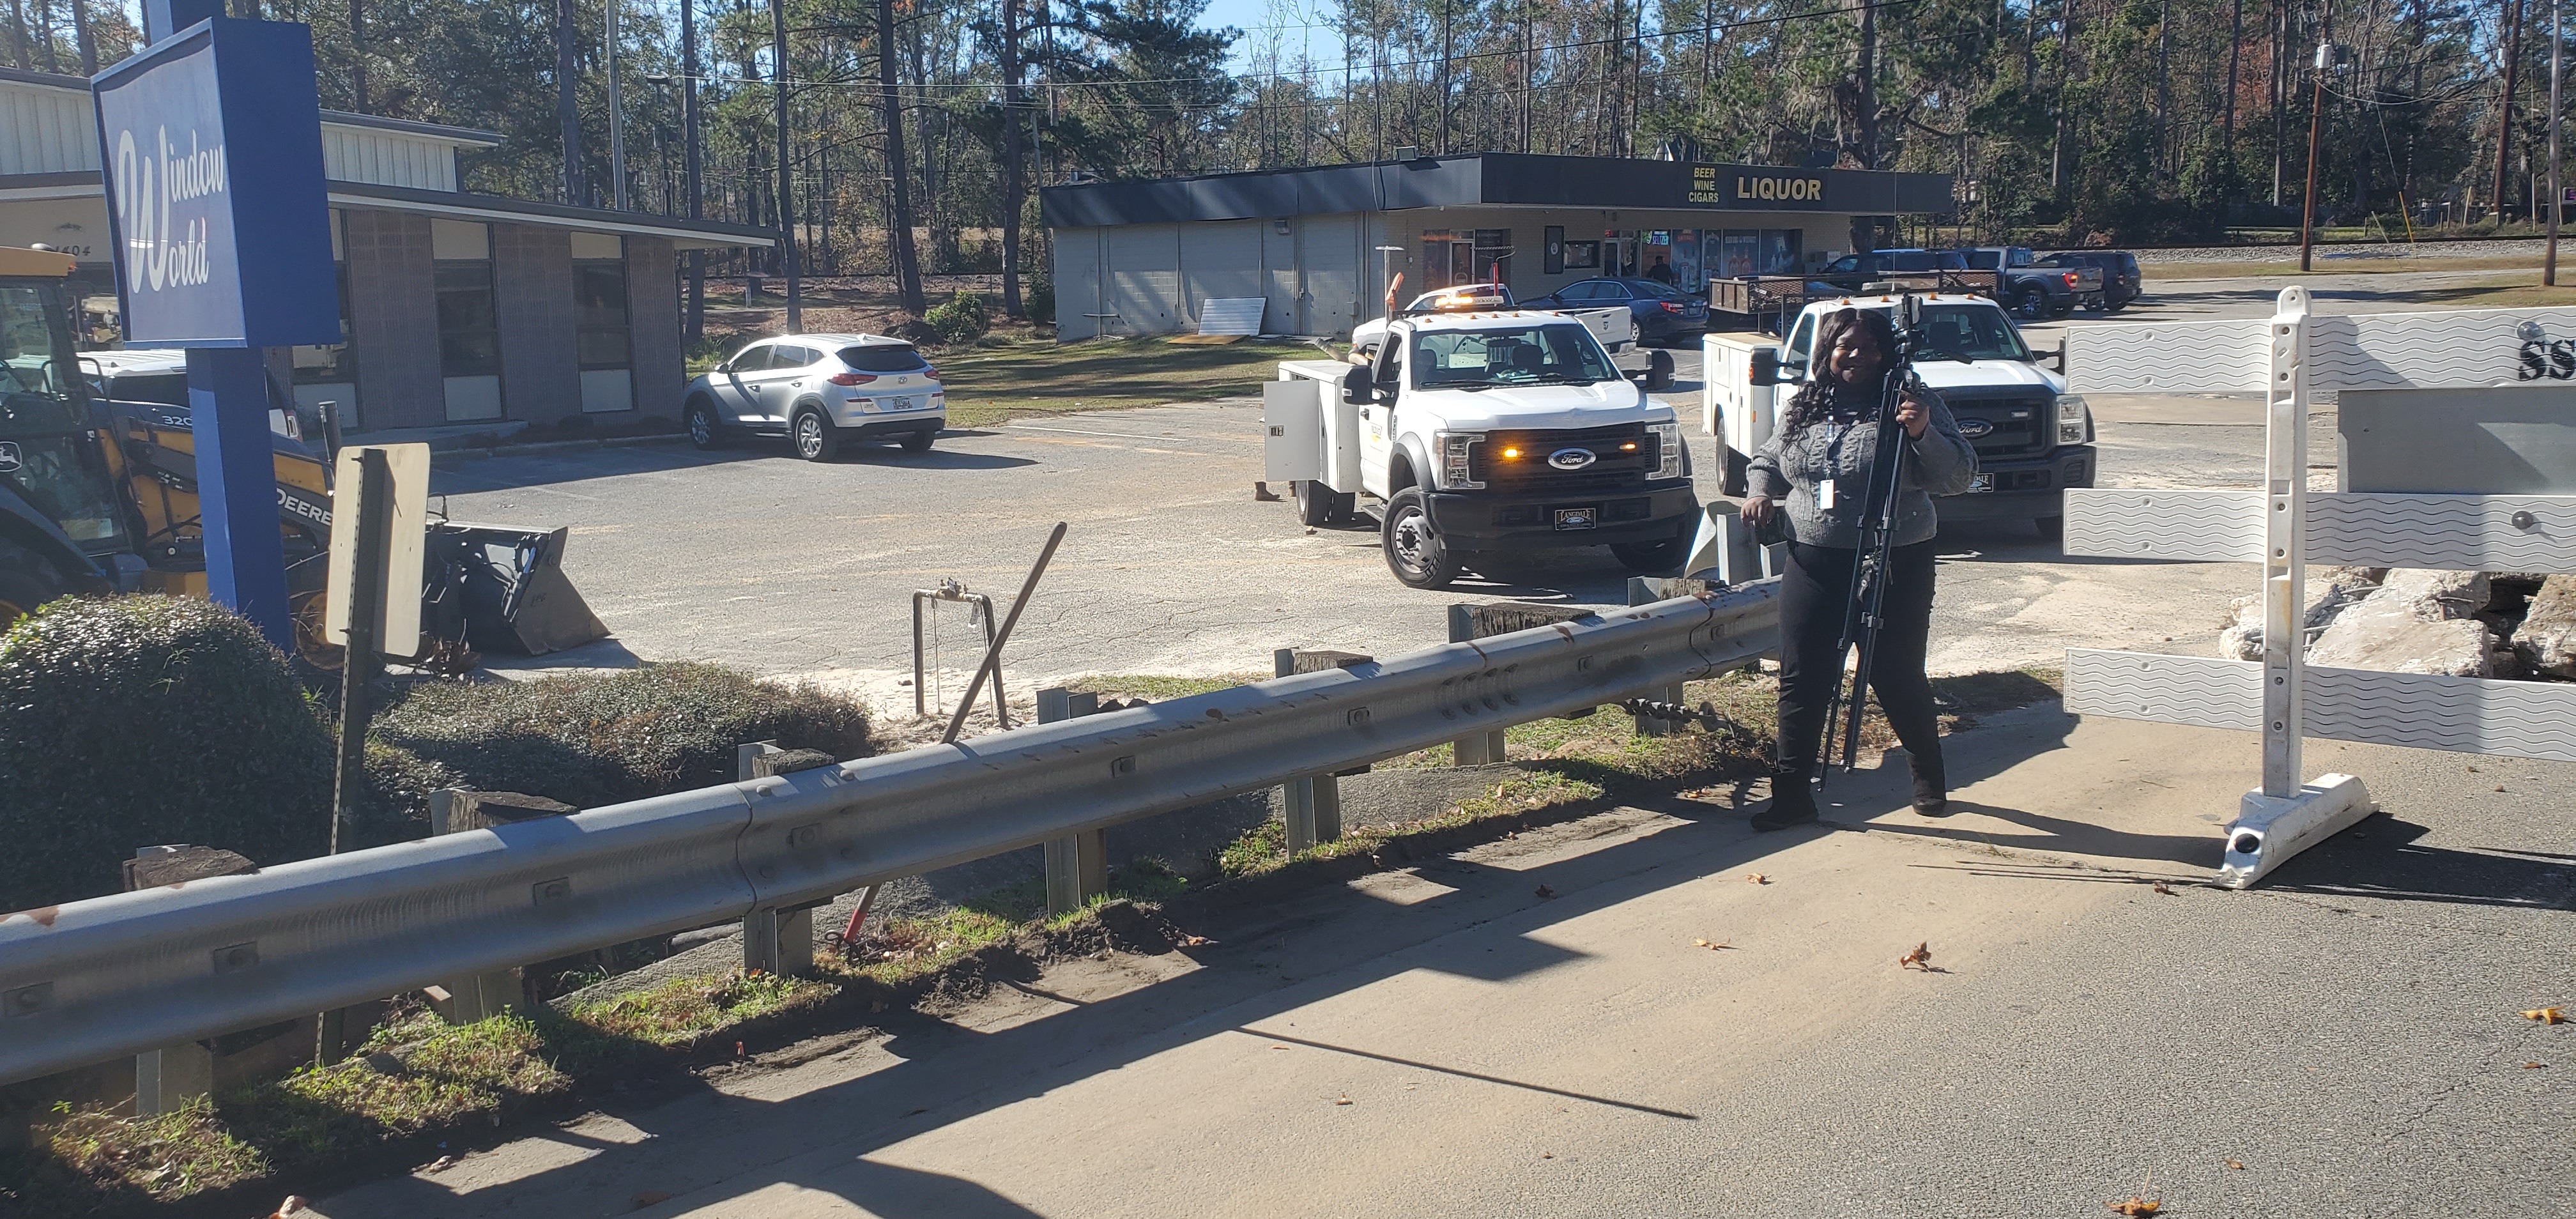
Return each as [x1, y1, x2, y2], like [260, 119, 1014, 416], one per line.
[1743, 378, 1980, 549]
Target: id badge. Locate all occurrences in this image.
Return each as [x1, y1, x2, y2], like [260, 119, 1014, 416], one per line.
[1816, 477, 1837, 510]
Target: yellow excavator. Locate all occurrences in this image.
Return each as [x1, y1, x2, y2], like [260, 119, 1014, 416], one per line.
[0, 245, 602, 666]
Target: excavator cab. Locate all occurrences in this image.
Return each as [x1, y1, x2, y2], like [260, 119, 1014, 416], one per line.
[0, 254, 134, 621]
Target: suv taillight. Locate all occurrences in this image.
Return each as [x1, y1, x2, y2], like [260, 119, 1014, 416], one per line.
[922, 366, 940, 381]
[829, 372, 877, 386]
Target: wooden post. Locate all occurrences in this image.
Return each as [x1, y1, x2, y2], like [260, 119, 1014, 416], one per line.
[1629, 577, 1692, 737]
[1276, 648, 1372, 850]
[737, 742, 825, 975]
[1446, 605, 1506, 765]
[426, 790, 573, 1020]
[127, 846, 252, 1112]
[1036, 690, 1110, 916]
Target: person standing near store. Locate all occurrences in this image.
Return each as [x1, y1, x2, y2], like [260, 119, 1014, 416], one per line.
[1738, 307, 1977, 831]
[1646, 256, 1678, 284]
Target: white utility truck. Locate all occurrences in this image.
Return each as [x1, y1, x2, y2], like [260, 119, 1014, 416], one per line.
[1266, 302, 1696, 589]
[1703, 291, 2096, 538]
[1352, 284, 1676, 390]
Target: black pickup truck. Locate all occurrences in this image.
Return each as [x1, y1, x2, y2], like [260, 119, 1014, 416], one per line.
[1948, 247, 2104, 319]
[2035, 250, 2143, 310]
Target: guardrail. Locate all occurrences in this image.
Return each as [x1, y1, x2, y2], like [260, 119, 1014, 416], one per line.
[0, 585, 1779, 1087]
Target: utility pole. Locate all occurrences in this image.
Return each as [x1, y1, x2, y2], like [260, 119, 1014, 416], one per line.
[2499, 0, 2526, 223]
[771, 0, 801, 328]
[2300, 40, 2329, 272]
[606, 0, 626, 210]
[556, 0, 583, 205]
[999, 0, 1027, 318]
[2550, 0, 2563, 284]
[681, 0, 705, 344]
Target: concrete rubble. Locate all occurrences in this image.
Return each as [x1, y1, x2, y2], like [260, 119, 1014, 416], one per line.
[2218, 566, 2386, 662]
[2300, 568, 2499, 677]
[2510, 574, 2576, 679]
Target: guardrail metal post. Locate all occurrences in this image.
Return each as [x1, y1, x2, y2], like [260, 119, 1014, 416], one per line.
[737, 742, 816, 976]
[426, 790, 560, 1020]
[126, 845, 249, 1114]
[1276, 649, 1321, 852]
[1446, 605, 1506, 765]
[1036, 690, 1110, 916]
[1628, 578, 1692, 737]
[1276, 648, 1372, 850]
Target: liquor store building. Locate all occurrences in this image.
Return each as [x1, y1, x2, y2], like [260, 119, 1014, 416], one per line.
[0, 66, 774, 433]
[1041, 152, 1953, 340]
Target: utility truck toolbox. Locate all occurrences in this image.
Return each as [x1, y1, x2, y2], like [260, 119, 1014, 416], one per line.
[1704, 291, 2094, 536]
[1269, 307, 1695, 588]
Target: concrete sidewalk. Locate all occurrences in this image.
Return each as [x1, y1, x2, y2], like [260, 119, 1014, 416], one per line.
[314, 706, 2575, 1218]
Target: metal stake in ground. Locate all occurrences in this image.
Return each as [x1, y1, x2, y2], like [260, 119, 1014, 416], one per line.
[318, 447, 390, 1064]
[942, 521, 1070, 745]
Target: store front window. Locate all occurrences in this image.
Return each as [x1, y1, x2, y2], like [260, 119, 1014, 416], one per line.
[574, 241, 634, 413]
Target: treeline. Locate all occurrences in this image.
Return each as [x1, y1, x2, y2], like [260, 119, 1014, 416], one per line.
[0, 0, 2548, 318]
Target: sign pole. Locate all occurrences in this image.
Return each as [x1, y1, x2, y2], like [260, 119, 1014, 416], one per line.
[186, 347, 293, 650]
[2258, 288, 2310, 799]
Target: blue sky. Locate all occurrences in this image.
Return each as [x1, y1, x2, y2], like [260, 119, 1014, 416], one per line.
[1195, 0, 1341, 74]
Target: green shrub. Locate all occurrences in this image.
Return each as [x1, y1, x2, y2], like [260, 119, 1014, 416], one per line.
[368, 663, 872, 812]
[925, 291, 992, 345]
[1025, 274, 1055, 325]
[0, 596, 334, 912]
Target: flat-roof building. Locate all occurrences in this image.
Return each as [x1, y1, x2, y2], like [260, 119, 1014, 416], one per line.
[1039, 152, 1952, 340]
[0, 66, 773, 433]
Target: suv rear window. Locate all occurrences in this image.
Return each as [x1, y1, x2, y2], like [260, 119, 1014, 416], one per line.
[839, 344, 926, 372]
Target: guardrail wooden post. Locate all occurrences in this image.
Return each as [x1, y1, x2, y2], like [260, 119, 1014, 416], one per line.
[125, 846, 250, 1114]
[428, 790, 570, 1019]
[737, 743, 827, 976]
[1447, 606, 1507, 765]
[1628, 579, 1696, 736]
[1036, 691, 1112, 916]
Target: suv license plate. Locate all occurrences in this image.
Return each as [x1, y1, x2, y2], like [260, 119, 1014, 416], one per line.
[1554, 507, 1600, 530]
[884, 396, 917, 412]
[1967, 473, 1995, 493]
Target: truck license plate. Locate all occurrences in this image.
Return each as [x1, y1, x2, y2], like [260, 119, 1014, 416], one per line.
[1967, 472, 1995, 494]
[1554, 507, 1599, 530]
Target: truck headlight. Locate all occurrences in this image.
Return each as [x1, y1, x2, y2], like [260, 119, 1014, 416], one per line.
[1649, 421, 1685, 480]
[2055, 394, 2092, 444]
[1439, 431, 1485, 490]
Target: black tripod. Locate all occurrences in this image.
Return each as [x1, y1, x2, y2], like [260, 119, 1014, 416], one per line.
[1816, 296, 1924, 785]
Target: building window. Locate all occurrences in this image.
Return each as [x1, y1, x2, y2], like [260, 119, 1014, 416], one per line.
[574, 249, 634, 413]
[435, 261, 503, 421]
[291, 259, 361, 429]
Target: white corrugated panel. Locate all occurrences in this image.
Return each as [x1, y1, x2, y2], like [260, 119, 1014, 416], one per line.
[319, 126, 459, 190]
[1107, 224, 1180, 334]
[0, 79, 100, 175]
[1197, 297, 1266, 336]
[1300, 213, 1361, 339]
[1179, 221, 1262, 325]
[1051, 229, 1106, 339]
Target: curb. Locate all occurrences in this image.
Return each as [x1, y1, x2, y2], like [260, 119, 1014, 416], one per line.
[429, 433, 691, 466]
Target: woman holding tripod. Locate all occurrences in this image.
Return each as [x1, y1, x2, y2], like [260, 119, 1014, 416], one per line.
[1739, 307, 1979, 831]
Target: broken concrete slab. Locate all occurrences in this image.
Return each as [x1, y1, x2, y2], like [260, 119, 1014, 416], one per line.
[2307, 604, 2496, 676]
[2218, 567, 2385, 661]
[2511, 574, 2576, 678]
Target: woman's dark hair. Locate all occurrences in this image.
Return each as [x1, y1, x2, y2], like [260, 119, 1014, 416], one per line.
[1775, 307, 1897, 442]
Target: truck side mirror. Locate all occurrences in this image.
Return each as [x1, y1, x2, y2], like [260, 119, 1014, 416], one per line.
[2043, 341, 2066, 372]
[1342, 365, 1377, 405]
[1747, 348, 1781, 387]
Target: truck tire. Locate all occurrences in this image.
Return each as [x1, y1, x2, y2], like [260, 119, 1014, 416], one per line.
[1381, 487, 1461, 589]
[0, 540, 68, 628]
[2034, 514, 2065, 543]
[1609, 537, 1685, 574]
[2013, 288, 2048, 320]
[684, 397, 725, 449]
[792, 408, 839, 461]
[1296, 480, 1353, 527]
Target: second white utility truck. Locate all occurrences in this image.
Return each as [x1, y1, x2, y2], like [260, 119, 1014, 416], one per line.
[1266, 302, 1696, 589]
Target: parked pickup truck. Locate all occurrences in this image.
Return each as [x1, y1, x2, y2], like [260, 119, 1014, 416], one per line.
[1703, 291, 2096, 537]
[1268, 308, 1696, 588]
[2035, 249, 2143, 310]
[1948, 247, 2104, 319]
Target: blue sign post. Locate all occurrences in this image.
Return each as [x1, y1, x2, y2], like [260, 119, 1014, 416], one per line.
[93, 5, 342, 650]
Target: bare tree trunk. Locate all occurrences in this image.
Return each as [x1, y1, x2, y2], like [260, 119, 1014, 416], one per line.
[2497, 0, 2526, 220]
[682, 0, 703, 342]
[557, 0, 584, 206]
[4, 0, 29, 70]
[2225, 0, 2244, 187]
[999, 0, 1026, 318]
[877, 0, 925, 315]
[70, 0, 89, 74]
[2271, 0, 2288, 204]
[2053, 0, 2077, 194]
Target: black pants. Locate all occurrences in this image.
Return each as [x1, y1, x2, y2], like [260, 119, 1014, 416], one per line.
[1774, 540, 1943, 785]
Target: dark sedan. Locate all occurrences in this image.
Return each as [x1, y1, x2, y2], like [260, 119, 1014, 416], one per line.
[1523, 277, 1712, 345]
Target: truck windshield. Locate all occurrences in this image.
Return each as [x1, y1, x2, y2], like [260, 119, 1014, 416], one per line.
[1411, 323, 1616, 389]
[1912, 304, 2034, 363]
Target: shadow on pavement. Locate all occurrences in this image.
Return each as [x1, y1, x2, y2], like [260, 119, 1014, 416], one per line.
[2262, 814, 2576, 910]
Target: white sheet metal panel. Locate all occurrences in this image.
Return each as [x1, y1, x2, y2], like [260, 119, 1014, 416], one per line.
[2062, 489, 2268, 562]
[2068, 648, 2576, 763]
[1301, 213, 1363, 339]
[321, 126, 461, 190]
[1197, 297, 1267, 335]
[2338, 386, 2576, 493]
[2064, 649, 2264, 732]
[1263, 223, 1301, 335]
[2306, 493, 2576, 571]
[2304, 666, 2576, 762]
[1052, 227, 1105, 340]
[0, 77, 100, 174]
[2064, 318, 2271, 394]
[1179, 221, 1263, 326]
[1262, 379, 1324, 481]
[1107, 224, 1181, 334]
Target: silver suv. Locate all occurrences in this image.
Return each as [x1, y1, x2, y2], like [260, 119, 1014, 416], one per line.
[684, 333, 947, 460]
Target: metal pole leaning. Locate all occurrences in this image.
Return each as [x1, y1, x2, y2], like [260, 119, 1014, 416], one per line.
[943, 523, 1068, 745]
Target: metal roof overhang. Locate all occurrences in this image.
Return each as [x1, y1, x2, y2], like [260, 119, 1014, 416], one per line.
[0, 172, 774, 249]
[1041, 153, 1954, 229]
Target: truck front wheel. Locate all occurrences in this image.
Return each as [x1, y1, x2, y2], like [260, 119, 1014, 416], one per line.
[1609, 537, 1685, 575]
[1381, 487, 1461, 589]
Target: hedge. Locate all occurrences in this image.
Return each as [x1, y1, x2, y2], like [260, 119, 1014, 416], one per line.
[0, 596, 335, 912]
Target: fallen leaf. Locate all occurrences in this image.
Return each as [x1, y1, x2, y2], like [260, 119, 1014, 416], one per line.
[1747, 873, 1769, 885]
[1535, 884, 1556, 900]
[734, 1040, 747, 1057]
[2495, 785, 2507, 792]
[1271, 1044, 1287, 1050]
[1541, 1152, 1554, 1159]
[1899, 942, 1933, 971]
[1692, 938, 1732, 951]
[2524, 1008, 2566, 1024]
[2523, 1062, 2547, 1069]
[632, 1191, 675, 1209]
[2225, 1158, 2245, 1170]
[1177, 933, 1213, 947]
[2151, 882, 2174, 895]
[1334, 1094, 1353, 1105]
[2106, 1199, 2161, 1216]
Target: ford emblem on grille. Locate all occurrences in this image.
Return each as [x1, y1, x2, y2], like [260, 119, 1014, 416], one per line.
[1955, 419, 1996, 438]
[1548, 447, 1597, 470]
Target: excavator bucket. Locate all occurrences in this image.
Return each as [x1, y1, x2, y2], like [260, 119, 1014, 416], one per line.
[429, 523, 607, 656]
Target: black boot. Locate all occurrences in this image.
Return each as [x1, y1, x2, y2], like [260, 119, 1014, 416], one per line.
[1751, 768, 1819, 831]
[1911, 753, 1950, 817]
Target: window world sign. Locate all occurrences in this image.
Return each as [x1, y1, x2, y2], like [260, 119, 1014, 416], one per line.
[91, 16, 339, 348]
